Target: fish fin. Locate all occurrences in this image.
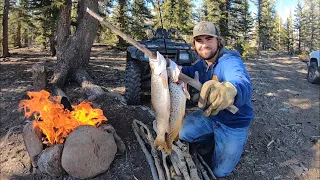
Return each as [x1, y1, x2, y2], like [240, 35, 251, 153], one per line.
[212, 75, 219, 81]
[161, 73, 168, 89]
[183, 88, 191, 100]
[154, 137, 168, 151]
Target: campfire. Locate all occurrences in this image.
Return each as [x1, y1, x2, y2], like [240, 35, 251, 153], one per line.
[19, 90, 123, 179]
[19, 90, 107, 145]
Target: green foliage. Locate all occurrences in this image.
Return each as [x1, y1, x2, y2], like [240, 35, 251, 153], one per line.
[153, 0, 194, 34]
[129, 0, 153, 40]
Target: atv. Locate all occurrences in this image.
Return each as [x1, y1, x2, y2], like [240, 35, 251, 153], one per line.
[125, 27, 199, 105]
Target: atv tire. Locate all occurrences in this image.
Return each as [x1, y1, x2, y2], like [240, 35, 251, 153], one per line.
[125, 61, 142, 105]
[307, 62, 320, 84]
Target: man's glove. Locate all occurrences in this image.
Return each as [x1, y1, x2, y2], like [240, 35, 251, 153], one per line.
[198, 79, 237, 116]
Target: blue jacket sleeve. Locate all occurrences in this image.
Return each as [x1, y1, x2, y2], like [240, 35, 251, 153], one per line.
[181, 61, 202, 79]
[221, 57, 252, 107]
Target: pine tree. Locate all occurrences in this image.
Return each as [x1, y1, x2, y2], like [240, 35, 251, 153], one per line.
[130, 0, 153, 40]
[294, 0, 304, 53]
[111, 0, 131, 47]
[285, 12, 294, 54]
[255, 0, 276, 52]
[2, 0, 10, 57]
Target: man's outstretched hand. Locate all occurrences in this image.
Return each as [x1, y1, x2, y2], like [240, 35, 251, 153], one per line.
[198, 78, 237, 116]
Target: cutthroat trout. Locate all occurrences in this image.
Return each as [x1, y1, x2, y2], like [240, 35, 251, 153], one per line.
[150, 52, 170, 151]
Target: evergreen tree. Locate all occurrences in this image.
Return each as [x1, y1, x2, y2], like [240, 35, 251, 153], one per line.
[130, 0, 153, 40]
[255, 0, 276, 52]
[158, 0, 194, 33]
[303, 0, 320, 51]
[111, 0, 131, 47]
[294, 0, 304, 53]
[2, 0, 10, 57]
[285, 11, 294, 54]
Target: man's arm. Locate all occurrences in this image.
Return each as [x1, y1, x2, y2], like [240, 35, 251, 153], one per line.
[222, 58, 252, 107]
[181, 61, 202, 79]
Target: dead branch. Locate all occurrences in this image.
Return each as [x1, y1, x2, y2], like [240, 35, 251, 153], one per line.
[162, 152, 171, 180]
[75, 68, 105, 99]
[172, 145, 191, 180]
[132, 121, 159, 180]
[170, 155, 182, 176]
[133, 120, 166, 180]
[197, 153, 216, 179]
[181, 143, 200, 179]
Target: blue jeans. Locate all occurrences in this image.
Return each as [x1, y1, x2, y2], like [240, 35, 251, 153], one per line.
[179, 110, 249, 177]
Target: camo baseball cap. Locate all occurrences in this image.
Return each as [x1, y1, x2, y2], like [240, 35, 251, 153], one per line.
[193, 21, 220, 38]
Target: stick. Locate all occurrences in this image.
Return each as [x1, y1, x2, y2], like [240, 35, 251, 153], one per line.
[134, 120, 166, 180]
[162, 152, 171, 180]
[86, 8, 238, 114]
[172, 145, 191, 180]
[182, 144, 200, 179]
[170, 155, 182, 176]
[132, 121, 159, 180]
[197, 153, 216, 179]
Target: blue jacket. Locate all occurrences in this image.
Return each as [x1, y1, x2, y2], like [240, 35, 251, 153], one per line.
[182, 48, 254, 128]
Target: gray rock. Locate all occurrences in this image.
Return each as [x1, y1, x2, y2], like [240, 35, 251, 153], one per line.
[61, 125, 117, 179]
[290, 165, 303, 176]
[37, 144, 65, 177]
[22, 121, 43, 167]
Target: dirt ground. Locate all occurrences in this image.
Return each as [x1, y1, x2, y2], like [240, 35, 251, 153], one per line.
[0, 46, 319, 180]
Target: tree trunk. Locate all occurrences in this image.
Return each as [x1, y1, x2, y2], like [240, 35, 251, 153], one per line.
[2, 0, 10, 57]
[50, 0, 104, 98]
[15, 20, 22, 48]
[117, 0, 126, 47]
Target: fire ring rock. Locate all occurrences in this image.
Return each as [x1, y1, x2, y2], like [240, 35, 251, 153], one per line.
[37, 144, 65, 177]
[61, 125, 117, 179]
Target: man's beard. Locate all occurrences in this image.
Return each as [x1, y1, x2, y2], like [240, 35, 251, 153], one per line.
[200, 48, 219, 61]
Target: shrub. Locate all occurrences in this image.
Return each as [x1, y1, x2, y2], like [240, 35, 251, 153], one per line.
[298, 52, 309, 62]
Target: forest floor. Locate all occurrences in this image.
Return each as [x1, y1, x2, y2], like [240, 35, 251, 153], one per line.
[0, 45, 319, 180]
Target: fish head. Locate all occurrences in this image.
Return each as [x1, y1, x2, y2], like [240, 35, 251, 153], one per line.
[149, 51, 167, 75]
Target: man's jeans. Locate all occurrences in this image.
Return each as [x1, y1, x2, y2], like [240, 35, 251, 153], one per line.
[179, 110, 249, 177]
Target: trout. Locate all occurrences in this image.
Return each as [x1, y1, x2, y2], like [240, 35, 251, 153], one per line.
[165, 82, 190, 154]
[150, 52, 171, 151]
[165, 60, 190, 154]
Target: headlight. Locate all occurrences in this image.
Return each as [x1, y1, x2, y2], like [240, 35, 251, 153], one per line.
[179, 52, 190, 60]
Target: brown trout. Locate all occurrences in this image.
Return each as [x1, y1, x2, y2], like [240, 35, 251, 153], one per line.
[165, 81, 190, 154]
[165, 60, 190, 153]
[150, 52, 171, 151]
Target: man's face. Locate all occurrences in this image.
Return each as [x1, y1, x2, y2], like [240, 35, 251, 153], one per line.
[194, 35, 218, 62]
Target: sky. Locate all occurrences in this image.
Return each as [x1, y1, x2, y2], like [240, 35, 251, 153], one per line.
[194, 0, 300, 23]
[249, 0, 299, 22]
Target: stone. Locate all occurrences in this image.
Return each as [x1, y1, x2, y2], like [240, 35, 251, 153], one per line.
[22, 121, 43, 168]
[290, 165, 303, 176]
[98, 123, 126, 154]
[37, 144, 65, 177]
[61, 125, 117, 179]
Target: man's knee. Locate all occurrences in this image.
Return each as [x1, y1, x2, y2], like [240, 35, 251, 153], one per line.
[213, 168, 232, 178]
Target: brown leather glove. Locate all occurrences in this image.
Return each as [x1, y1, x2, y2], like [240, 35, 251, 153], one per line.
[198, 79, 237, 116]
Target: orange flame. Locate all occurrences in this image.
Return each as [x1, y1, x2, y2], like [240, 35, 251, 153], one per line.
[19, 90, 107, 145]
